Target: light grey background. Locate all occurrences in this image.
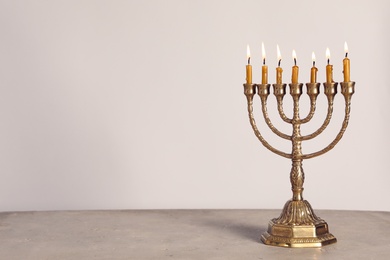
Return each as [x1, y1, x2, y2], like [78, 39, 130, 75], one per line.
[0, 0, 388, 212]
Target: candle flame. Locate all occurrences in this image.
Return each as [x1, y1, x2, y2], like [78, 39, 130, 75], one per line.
[277, 44, 281, 65]
[261, 42, 266, 64]
[326, 48, 330, 64]
[312, 51, 316, 66]
[247, 45, 251, 64]
[344, 41, 348, 57]
[292, 49, 297, 60]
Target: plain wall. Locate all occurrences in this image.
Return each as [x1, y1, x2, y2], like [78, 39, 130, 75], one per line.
[0, 0, 389, 212]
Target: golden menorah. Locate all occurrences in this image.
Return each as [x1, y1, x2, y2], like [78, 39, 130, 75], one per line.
[243, 44, 355, 247]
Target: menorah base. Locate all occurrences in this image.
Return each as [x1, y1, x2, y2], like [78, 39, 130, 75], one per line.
[260, 200, 337, 248]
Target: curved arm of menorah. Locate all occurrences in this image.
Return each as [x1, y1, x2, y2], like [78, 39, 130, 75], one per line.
[244, 84, 292, 159]
[301, 82, 355, 160]
[299, 83, 321, 124]
[276, 96, 293, 124]
[299, 97, 316, 124]
[260, 95, 291, 140]
[301, 97, 334, 141]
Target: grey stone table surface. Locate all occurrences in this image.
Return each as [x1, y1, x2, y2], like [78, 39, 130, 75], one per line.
[0, 209, 389, 260]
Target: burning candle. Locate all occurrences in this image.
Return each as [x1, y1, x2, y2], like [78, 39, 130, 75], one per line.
[326, 48, 333, 83]
[276, 44, 283, 84]
[261, 42, 268, 84]
[291, 49, 299, 83]
[310, 52, 318, 83]
[343, 42, 350, 82]
[246, 45, 252, 84]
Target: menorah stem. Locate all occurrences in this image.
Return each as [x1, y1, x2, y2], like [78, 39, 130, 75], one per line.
[291, 159, 304, 201]
[290, 84, 304, 201]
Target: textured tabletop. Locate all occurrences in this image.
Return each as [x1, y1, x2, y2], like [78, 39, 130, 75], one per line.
[0, 209, 389, 259]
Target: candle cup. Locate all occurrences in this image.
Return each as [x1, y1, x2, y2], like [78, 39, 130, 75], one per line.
[244, 83, 256, 97]
[257, 84, 271, 97]
[324, 82, 338, 98]
[340, 81, 355, 97]
[306, 83, 321, 99]
[272, 83, 287, 98]
[289, 83, 303, 97]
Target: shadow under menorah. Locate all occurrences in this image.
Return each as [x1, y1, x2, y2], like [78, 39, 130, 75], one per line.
[243, 81, 355, 248]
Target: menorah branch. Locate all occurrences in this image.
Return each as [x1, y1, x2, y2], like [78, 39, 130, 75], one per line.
[301, 82, 337, 141]
[299, 96, 316, 123]
[258, 84, 291, 140]
[301, 98, 334, 141]
[244, 84, 292, 159]
[273, 84, 293, 123]
[301, 82, 355, 160]
[299, 83, 321, 124]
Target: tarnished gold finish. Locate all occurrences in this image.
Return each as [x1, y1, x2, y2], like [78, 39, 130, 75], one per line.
[243, 81, 355, 248]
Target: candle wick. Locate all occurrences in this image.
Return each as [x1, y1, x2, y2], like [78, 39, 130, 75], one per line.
[263, 58, 265, 65]
[327, 58, 329, 65]
[313, 61, 315, 67]
[345, 52, 348, 58]
[278, 59, 281, 67]
[248, 57, 251, 65]
[294, 58, 296, 66]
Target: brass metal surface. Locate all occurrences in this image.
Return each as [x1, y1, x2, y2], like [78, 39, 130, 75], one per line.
[243, 81, 355, 248]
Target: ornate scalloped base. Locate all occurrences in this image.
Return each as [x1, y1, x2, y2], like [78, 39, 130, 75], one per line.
[273, 199, 321, 225]
[261, 227, 337, 248]
[260, 200, 337, 247]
